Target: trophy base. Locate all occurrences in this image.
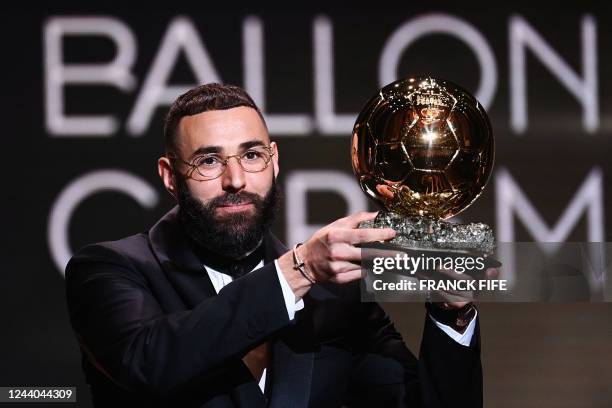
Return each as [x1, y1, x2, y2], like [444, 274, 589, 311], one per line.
[359, 210, 496, 256]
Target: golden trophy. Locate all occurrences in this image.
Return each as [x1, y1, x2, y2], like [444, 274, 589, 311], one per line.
[352, 76, 495, 256]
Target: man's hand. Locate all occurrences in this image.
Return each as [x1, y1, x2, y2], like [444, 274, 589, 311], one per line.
[277, 212, 396, 298]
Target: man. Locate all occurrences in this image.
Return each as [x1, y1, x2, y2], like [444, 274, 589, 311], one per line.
[65, 83, 483, 407]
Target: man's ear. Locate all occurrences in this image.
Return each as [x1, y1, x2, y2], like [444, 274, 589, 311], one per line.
[270, 141, 279, 179]
[158, 156, 177, 199]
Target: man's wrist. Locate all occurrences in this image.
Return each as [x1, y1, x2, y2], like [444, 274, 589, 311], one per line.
[292, 243, 317, 284]
[277, 251, 313, 299]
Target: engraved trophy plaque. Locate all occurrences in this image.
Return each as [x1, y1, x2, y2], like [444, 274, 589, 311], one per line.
[352, 76, 495, 260]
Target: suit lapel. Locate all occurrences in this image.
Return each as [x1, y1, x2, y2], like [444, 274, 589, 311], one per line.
[148, 206, 217, 308]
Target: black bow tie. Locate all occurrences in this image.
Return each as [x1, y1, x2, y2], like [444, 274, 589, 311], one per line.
[197, 244, 265, 279]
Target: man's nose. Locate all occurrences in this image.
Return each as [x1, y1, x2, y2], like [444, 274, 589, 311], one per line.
[221, 157, 246, 192]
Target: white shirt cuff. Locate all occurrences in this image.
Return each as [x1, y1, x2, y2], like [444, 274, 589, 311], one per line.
[429, 309, 478, 347]
[274, 259, 305, 320]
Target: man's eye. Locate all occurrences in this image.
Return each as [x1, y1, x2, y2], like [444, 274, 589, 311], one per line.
[196, 156, 220, 166]
[243, 151, 263, 160]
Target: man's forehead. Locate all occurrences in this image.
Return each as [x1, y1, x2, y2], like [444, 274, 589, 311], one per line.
[176, 107, 269, 153]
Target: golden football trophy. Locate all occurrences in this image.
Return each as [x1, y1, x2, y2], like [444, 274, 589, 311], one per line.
[352, 76, 495, 255]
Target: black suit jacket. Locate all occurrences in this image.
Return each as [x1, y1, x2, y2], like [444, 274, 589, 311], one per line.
[65, 207, 482, 407]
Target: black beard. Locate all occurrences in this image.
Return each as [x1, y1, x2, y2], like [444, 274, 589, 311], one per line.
[176, 176, 280, 260]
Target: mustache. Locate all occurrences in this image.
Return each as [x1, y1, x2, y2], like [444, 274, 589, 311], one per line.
[209, 191, 261, 207]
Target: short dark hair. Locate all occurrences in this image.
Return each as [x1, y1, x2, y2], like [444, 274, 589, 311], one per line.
[163, 83, 266, 155]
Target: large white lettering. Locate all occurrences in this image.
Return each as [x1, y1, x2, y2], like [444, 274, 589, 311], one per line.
[44, 16, 137, 136]
[48, 170, 158, 275]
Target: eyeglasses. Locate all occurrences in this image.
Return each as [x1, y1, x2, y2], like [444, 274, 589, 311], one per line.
[170, 145, 275, 181]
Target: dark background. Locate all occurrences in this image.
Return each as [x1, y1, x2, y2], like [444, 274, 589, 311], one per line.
[2, 2, 611, 407]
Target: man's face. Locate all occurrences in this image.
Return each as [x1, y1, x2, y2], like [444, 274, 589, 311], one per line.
[165, 106, 280, 258]
[175, 107, 277, 211]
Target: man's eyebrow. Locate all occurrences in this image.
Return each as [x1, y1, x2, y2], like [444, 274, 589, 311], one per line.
[190, 145, 222, 158]
[239, 140, 266, 150]
[189, 140, 266, 159]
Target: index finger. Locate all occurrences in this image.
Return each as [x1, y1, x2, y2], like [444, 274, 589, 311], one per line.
[343, 211, 379, 228]
[336, 227, 395, 245]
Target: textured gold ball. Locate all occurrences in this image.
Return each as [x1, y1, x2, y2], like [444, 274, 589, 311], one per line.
[351, 76, 494, 220]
